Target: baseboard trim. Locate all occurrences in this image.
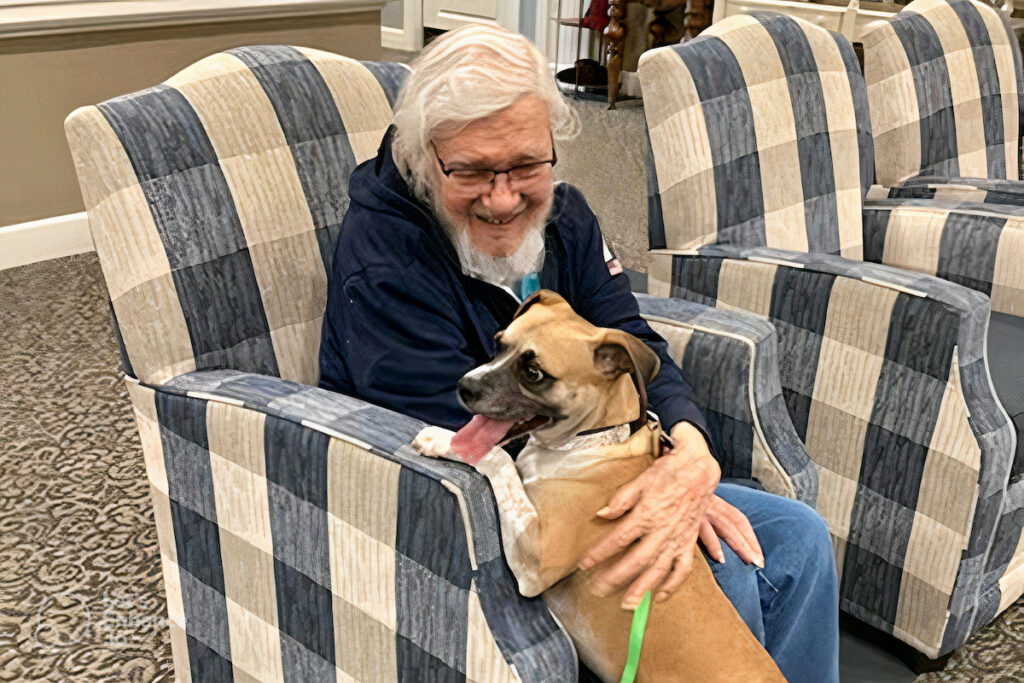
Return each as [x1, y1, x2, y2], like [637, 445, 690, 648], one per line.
[0, 212, 93, 271]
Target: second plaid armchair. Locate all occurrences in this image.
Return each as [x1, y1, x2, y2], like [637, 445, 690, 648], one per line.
[639, 11, 1023, 659]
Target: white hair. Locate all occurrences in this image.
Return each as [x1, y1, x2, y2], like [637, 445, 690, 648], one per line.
[391, 23, 580, 204]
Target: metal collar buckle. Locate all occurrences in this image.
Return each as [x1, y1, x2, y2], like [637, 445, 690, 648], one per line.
[647, 410, 676, 456]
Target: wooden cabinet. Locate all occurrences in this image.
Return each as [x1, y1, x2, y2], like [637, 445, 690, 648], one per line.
[382, 0, 525, 51]
[423, 0, 520, 30]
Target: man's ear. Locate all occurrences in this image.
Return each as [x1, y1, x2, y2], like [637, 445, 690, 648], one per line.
[594, 329, 660, 386]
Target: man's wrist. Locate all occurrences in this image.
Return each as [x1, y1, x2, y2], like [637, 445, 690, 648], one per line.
[668, 421, 712, 455]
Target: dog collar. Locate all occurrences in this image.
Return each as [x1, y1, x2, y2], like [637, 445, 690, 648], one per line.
[646, 411, 676, 456]
[575, 412, 674, 456]
[548, 424, 631, 452]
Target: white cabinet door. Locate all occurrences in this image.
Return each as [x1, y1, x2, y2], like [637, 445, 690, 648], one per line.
[423, 0, 520, 31]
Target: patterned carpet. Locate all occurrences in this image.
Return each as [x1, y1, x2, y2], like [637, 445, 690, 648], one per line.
[1, 254, 173, 681]
[1, 251, 1021, 681]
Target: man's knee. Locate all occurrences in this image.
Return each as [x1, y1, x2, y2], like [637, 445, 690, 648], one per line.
[795, 503, 835, 574]
[762, 498, 832, 556]
[765, 499, 837, 594]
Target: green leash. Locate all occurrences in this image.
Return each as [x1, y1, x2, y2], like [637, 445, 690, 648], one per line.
[619, 591, 652, 683]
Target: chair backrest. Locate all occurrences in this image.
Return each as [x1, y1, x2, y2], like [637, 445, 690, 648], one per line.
[640, 12, 873, 258]
[862, 0, 1024, 186]
[65, 46, 408, 386]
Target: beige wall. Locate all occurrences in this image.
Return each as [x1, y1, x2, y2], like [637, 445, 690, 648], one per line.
[0, 11, 382, 227]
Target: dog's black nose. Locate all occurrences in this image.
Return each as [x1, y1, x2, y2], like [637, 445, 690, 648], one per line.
[457, 379, 480, 408]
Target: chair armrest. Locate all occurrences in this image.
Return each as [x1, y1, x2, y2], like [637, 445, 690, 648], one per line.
[863, 198, 1024, 317]
[884, 176, 1024, 207]
[128, 370, 577, 683]
[635, 294, 816, 505]
[648, 243, 1016, 653]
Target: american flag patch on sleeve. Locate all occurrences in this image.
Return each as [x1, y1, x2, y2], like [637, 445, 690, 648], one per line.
[602, 237, 623, 276]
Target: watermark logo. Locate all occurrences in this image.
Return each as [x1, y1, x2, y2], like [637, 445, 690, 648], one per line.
[34, 590, 91, 652]
[34, 586, 169, 651]
[99, 588, 170, 647]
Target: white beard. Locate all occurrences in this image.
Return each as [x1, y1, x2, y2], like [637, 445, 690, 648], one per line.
[455, 224, 546, 289]
[435, 201, 549, 289]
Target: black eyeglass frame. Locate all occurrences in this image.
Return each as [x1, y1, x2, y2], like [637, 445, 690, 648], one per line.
[432, 142, 558, 186]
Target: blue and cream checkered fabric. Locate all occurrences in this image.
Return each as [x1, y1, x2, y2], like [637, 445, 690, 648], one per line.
[65, 46, 409, 387]
[647, 245, 1021, 657]
[639, 12, 873, 257]
[863, 197, 1024, 316]
[128, 371, 576, 682]
[641, 12, 1024, 657]
[114, 309, 815, 682]
[637, 295, 817, 505]
[862, 0, 1024, 187]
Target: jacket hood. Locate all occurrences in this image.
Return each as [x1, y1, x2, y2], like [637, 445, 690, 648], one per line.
[348, 125, 462, 268]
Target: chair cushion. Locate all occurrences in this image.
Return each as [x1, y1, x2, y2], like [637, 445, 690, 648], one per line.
[987, 311, 1024, 482]
[890, 176, 1024, 206]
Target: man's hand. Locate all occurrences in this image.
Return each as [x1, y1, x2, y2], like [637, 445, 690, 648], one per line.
[577, 421, 720, 610]
[699, 494, 764, 568]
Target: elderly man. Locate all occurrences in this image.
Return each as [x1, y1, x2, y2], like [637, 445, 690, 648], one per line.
[319, 24, 838, 683]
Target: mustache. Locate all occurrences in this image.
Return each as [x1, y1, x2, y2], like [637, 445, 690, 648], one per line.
[473, 201, 528, 225]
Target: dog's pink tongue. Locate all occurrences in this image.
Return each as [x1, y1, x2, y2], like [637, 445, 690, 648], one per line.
[451, 415, 517, 465]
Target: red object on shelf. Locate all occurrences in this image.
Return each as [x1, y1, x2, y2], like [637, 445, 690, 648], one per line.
[582, 0, 610, 32]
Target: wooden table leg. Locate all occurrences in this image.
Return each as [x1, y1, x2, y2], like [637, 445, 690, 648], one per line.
[604, 0, 627, 110]
[649, 10, 673, 48]
[683, 0, 711, 41]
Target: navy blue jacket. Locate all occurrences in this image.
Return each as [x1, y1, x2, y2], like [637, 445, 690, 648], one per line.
[319, 128, 708, 437]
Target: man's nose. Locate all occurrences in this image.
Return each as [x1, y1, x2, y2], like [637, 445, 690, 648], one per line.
[480, 174, 521, 218]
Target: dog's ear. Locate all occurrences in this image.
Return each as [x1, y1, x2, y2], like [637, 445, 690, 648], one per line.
[511, 289, 568, 321]
[594, 329, 661, 386]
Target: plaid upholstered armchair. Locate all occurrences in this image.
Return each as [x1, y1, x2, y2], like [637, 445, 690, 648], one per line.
[65, 45, 814, 681]
[639, 11, 1023, 661]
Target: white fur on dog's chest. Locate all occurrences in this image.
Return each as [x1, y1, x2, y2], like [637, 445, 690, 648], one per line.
[515, 424, 632, 485]
[413, 421, 638, 597]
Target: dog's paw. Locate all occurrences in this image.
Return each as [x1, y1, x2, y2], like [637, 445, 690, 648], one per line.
[413, 426, 456, 460]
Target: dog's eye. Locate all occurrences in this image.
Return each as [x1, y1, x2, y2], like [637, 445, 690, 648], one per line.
[524, 365, 544, 383]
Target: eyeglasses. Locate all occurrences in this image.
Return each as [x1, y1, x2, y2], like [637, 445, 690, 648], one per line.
[433, 143, 557, 194]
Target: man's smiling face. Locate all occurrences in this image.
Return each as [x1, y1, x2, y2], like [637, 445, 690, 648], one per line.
[430, 95, 555, 260]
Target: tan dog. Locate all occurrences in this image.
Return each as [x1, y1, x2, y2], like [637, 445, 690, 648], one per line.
[415, 290, 784, 682]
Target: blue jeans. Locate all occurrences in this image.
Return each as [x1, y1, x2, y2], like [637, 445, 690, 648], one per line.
[707, 482, 839, 683]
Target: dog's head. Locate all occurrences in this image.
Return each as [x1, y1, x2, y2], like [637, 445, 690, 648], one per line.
[451, 290, 660, 461]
